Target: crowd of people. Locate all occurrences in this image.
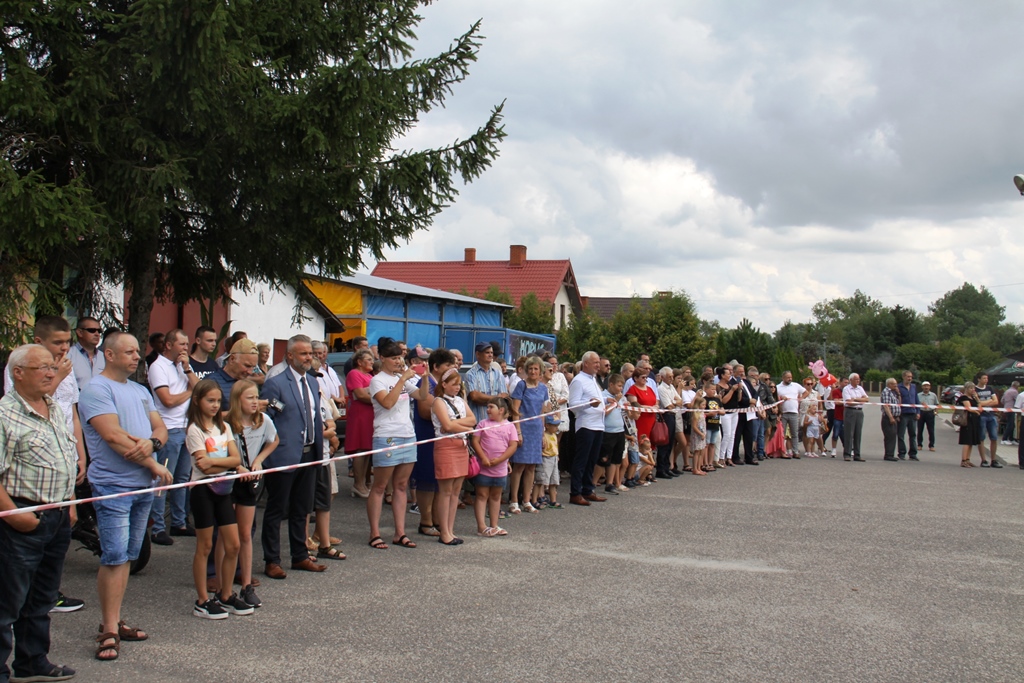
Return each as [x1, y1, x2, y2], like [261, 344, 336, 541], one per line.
[2, 318, 1023, 682]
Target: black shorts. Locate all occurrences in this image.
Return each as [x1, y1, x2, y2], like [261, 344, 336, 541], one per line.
[231, 478, 259, 507]
[598, 431, 626, 466]
[191, 483, 236, 530]
[314, 464, 334, 513]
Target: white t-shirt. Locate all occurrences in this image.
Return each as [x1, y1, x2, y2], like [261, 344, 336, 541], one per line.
[842, 384, 868, 409]
[432, 394, 469, 440]
[148, 354, 190, 429]
[777, 382, 803, 414]
[369, 372, 417, 438]
[185, 422, 235, 480]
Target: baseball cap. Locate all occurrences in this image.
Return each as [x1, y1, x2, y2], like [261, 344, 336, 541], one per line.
[475, 342, 492, 353]
[921, 381, 931, 386]
[230, 339, 259, 355]
[545, 415, 561, 425]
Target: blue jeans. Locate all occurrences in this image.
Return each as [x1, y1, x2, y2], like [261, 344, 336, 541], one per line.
[149, 427, 190, 533]
[980, 413, 999, 441]
[91, 482, 153, 566]
[896, 413, 918, 458]
[749, 418, 765, 458]
[0, 507, 70, 680]
[571, 428, 604, 497]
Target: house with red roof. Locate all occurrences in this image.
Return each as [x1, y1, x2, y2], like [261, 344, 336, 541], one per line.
[371, 245, 583, 330]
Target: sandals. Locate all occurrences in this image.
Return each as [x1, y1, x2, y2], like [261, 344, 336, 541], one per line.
[961, 459, 974, 468]
[95, 630, 120, 661]
[316, 546, 347, 560]
[417, 524, 441, 536]
[438, 536, 464, 545]
[117, 620, 148, 641]
[368, 536, 388, 550]
[477, 527, 498, 537]
[493, 527, 508, 536]
[523, 502, 539, 513]
[392, 534, 416, 548]
[509, 503, 522, 514]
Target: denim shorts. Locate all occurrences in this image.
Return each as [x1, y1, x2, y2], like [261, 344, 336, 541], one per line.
[627, 448, 640, 465]
[371, 435, 417, 468]
[707, 429, 721, 444]
[474, 474, 507, 489]
[979, 413, 999, 440]
[91, 482, 154, 566]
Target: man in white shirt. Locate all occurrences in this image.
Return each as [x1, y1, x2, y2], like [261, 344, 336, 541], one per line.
[311, 340, 345, 410]
[841, 373, 870, 461]
[568, 351, 608, 506]
[776, 371, 805, 456]
[148, 329, 200, 543]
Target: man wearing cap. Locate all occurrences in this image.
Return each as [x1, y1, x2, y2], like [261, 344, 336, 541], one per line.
[210, 339, 260, 412]
[917, 381, 939, 452]
[465, 342, 508, 424]
[0, 344, 79, 682]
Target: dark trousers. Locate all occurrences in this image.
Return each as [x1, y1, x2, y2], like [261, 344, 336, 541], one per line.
[656, 413, 676, 474]
[844, 410, 864, 457]
[917, 411, 936, 448]
[571, 428, 604, 497]
[896, 413, 918, 457]
[0, 507, 70, 680]
[732, 413, 754, 463]
[882, 417, 898, 458]
[1002, 414, 1017, 442]
[261, 461, 317, 565]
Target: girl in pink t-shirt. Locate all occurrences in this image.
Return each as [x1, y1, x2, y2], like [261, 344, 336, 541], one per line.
[469, 397, 519, 538]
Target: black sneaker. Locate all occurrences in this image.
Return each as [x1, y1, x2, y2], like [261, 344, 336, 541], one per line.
[193, 598, 228, 620]
[218, 593, 254, 616]
[10, 663, 76, 682]
[170, 525, 196, 537]
[604, 485, 619, 495]
[240, 584, 262, 609]
[980, 461, 991, 468]
[991, 461, 1004, 469]
[49, 592, 84, 613]
[151, 530, 174, 546]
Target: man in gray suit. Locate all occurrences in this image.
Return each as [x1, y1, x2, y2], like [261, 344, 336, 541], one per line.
[260, 335, 326, 579]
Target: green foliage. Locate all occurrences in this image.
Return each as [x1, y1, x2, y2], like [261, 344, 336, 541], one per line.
[929, 283, 1005, 340]
[716, 318, 775, 369]
[1, 0, 505, 347]
[505, 293, 555, 335]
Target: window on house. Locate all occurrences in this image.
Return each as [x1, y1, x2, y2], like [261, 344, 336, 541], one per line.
[560, 304, 566, 328]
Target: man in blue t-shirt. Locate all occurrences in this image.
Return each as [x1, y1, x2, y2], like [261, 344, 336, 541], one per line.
[79, 332, 171, 659]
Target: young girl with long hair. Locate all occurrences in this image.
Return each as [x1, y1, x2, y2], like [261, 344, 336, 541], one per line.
[431, 369, 477, 545]
[225, 380, 279, 608]
[689, 395, 708, 475]
[470, 397, 519, 537]
[185, 380, 252, 619]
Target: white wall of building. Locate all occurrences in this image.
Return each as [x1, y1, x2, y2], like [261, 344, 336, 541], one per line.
[551, 286, 574, 331]
[230, 282, 326, 345]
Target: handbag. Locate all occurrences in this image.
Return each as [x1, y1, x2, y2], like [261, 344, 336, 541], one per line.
[467, 451, 481, 479]
[236, 431, 266, 497]
[650, 413, 670, 447]
[951, 408, 968, 427]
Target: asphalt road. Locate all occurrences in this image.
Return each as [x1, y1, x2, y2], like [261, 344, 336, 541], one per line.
[47, 406, 1024, 682]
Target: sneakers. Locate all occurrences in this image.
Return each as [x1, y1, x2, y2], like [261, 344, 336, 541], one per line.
[194, 599, 228, 620]
[408, 503, 420, 515]
[991, 461, 1004, 469]
[50, 592, 84, 613]
[219, 593, 255, 616]
[240, 584, 262, 609]
[830, 448, 837, 457]
[10, 663, 76, 682]
[603, 485, 619, 495]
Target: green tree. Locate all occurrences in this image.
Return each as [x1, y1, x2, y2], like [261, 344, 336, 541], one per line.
[929, 283, 1005, 340]
[505, 293, 555, 335]
[2, 1, 505, 352]
[717, 318, 775, 368]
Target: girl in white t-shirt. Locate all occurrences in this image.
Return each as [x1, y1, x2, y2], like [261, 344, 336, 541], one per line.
[185, 380, 251, 620]
[225, 380, 279, 608]
[367, 339, 420, 551]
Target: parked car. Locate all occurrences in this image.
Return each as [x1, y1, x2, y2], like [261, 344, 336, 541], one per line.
[940, 385, 963, 404]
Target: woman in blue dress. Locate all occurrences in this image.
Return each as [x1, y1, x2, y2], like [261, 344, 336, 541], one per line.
[509, 356, 550, 513]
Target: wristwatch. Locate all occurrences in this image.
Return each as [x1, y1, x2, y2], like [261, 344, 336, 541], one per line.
[150, 438, 164, 452]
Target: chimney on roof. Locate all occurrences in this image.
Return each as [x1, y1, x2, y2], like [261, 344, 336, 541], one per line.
[510, 244, 527, 267]
[464, 248, 476, 264]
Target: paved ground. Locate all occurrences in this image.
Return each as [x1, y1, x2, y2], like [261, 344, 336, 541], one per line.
[47, 406, 1024, 682]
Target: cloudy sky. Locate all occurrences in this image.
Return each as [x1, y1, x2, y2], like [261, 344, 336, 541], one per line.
[370, 0, 1024, 332]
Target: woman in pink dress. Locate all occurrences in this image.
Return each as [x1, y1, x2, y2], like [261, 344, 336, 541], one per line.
[345, 349, 375, 497]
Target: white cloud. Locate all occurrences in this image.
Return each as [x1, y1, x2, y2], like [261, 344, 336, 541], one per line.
[374, 0, 1024, 333]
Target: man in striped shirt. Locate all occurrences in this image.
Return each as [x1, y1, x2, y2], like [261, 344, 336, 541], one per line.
[0, 344, 78, 682]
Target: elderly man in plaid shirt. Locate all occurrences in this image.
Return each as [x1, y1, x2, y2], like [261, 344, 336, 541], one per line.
[881, 378, 902, 462]
[0, 344, 79, 683]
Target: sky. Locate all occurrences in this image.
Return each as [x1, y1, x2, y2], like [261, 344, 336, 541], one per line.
[368, 0, 1024, 332]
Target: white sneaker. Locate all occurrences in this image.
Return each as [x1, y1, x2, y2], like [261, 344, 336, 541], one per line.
[831, 448, 837, 457]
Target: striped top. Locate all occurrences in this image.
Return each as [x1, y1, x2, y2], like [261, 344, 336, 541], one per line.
[0, 390, 77, 504]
